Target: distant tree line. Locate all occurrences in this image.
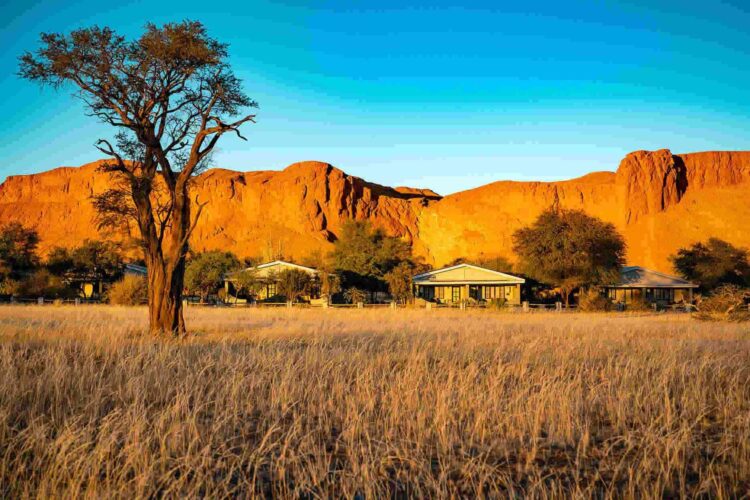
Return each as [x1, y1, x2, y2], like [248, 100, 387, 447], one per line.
[0, 222, 130, 300]
[2, 210, 748, 308]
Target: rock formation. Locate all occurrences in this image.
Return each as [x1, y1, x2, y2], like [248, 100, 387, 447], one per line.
[0, 149, 748, 273]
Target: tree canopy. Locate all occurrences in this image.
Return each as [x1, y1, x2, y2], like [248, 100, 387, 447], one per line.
[276, 269, 313, 303]
[512, 208, 626, 306]
[384, 261, 418, 303]
[671, 238, 750, 291]
[330, 220, 412, 290]
[231, 268, 263, 301]
[47, 240, 123, 280]
[0, 223, 40, 279]
[185, 251, 240, 302]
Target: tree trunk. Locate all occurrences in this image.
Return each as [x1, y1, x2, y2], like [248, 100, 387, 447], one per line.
[146, 254, 187, 336]
[137, 181, 190, 337]
[562, 287, 571, 308]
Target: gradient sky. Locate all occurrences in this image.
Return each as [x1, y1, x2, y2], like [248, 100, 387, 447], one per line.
[1, 1, 749, 194]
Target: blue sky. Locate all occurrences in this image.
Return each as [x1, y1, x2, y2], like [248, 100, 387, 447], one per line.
[1, 1, 749, 194]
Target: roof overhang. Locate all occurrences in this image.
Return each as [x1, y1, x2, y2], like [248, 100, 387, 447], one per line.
[225, 260, 323, 280]
[414, 281, 524, 286]
[610, 265, 698, 288]
[413, 263, 525, 284]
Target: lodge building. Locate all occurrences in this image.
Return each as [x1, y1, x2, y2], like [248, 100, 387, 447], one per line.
[413, 263, 525, 305]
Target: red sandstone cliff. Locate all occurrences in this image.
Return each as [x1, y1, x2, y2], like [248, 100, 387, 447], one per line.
[0, 149, 748, 272]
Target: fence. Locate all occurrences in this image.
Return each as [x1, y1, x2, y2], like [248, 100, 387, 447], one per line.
[3, 297, 103, 306]
[0, 297, 703, 314]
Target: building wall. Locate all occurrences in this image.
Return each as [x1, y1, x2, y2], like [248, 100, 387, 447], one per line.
[605, 287, 693, 304]
[417, 283, 521, 305]
[225, 279, 318, 303]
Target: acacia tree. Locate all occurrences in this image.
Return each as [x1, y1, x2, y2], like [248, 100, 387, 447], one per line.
[276, 269, 312, 303]
[0, 223, 40, 280]
[232, 268, 263, 303]
[384, 262, 415, 303]
[184, 251, 239, 303]
[512, 208, 625, 307]
[670, 238, 750, 292]
[19, 22, 257, 335]
[330, 220, 411, 291]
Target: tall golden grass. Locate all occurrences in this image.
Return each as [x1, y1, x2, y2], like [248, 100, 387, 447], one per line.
[0, 306, 748, 497]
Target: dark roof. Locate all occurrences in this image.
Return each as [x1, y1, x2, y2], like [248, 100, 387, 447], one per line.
[124, 263, 147, 276]
[607, 266, 697, 288]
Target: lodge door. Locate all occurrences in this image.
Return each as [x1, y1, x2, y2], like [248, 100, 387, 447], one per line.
[451, 286, 461, 303]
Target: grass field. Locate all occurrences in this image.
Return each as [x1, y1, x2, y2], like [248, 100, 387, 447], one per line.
[0, 306, 748, 497]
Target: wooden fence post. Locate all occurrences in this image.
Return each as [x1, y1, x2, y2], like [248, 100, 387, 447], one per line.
[555, 301, 562, 312]
[522, 301, 529, 313]
[357, 302, 364, 309]
[37, 297, 44, 305]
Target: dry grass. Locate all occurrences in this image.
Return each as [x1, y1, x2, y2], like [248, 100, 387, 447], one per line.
[0, 306, 749, 498]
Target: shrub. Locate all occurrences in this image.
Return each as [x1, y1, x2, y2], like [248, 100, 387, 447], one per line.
[695, 285, 750, 322]
[627, 295, 653, 312]
[578, 289, 611, 312]
[488, 298, 507, 310]
[0, 279, 21, 296]
[343, 287, 367, 304]
[108, 275, 147, 306]
[17, 269, 75, 298]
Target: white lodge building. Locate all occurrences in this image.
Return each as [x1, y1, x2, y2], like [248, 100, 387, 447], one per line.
[413, 264, 525, 305]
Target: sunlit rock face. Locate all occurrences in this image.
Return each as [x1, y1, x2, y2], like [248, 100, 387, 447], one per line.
[1, 150, 749, 272]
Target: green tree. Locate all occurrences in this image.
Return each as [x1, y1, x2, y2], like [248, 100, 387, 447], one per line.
[276, 269, 312, 303]
[670, 238, 750, 292]
[330, 221, 412, 290]
[317, 271, 342, 304]
[512, 208, 625, 307]
[47, 241, 123, 280]
[384, 261, 417, 303]
[71, 240, 123, 280]
[185, 251, 240, 302]
[232, 268, 263, 302]
[0, 223, 40, 279]
[46, 247, 74, 276]
[20, 21, 257, 335]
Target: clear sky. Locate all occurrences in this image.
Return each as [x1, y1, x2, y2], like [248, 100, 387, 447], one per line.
[1, 1, 749, 194]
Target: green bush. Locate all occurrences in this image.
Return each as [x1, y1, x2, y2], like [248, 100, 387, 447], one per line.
[108, 275, 148, 306]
